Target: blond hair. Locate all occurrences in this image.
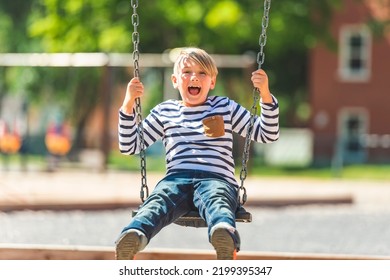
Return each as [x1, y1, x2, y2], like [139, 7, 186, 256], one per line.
[173, 47, 218, 77]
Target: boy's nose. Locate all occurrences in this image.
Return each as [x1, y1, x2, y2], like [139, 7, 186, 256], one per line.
[190, 74, 199, 81]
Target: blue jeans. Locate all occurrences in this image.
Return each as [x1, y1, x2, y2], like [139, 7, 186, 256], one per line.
[121, 169, 240, 248]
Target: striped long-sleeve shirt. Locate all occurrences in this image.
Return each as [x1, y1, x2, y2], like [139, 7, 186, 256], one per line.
[118, 95, 279, 187]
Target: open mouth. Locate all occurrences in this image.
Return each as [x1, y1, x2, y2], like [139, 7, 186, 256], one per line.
[188, 86, 201, 95]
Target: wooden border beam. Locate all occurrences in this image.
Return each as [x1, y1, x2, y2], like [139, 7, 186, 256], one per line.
[1, 244, 388, 260]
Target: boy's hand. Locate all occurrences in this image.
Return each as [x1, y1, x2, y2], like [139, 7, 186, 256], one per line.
[128, 77, 144, 98]
[251, 69, 273, 103]
[121, 77, 144, 114]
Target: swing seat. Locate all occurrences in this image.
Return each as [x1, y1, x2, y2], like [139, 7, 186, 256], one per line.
[131, 206, 252, 228]
[174, 206, 252, 228]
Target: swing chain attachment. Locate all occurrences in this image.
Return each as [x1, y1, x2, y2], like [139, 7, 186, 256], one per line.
[257, 0, 271, 70]
[131, 0, 140, 78]
[239, 0, 271, 206]
[131, 0, 149, 202]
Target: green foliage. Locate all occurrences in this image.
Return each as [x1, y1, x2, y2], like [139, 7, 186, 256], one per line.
[28, 0, 131, 52]
[0, 11, 12, 52]
[0, 0, 40, 52]
[1, 0, 345, 152]
[46, 0, 335, 55]
[29, 0, 129, 52]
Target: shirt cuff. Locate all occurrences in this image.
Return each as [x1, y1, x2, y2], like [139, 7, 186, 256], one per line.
[119, 108, 136, 120]
[260, 94, 278, 110]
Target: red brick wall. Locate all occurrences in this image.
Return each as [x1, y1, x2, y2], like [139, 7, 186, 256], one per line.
[310, 0, 390, 164]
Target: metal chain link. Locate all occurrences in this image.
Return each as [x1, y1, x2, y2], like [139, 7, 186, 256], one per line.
[131, 0, 149, 202]
[238, 0, 271, 206]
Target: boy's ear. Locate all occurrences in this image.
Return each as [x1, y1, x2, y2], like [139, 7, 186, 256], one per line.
[210, 77, 216, 90]
[171, 74, 178, 89]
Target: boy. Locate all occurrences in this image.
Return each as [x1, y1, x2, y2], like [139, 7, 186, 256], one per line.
[116, 47, 279, 260]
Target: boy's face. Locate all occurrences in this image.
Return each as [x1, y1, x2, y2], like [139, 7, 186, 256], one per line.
[171, 57, 216, 107]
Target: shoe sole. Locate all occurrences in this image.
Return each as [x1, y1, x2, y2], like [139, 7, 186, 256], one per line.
[211, 228, 236, 260]
[115, 231, 141, 260]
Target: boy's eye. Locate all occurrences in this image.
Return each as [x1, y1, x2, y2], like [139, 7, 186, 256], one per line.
[180, 70, 207, 76]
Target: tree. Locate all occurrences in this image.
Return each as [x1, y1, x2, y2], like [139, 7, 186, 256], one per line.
[1, 0, 345, 159]
[26, 0, 343, 127]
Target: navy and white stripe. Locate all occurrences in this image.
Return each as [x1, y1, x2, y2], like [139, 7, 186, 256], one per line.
[118, 95, 279, 187]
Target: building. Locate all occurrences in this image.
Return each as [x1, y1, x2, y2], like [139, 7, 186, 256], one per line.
[309, 0, 390, 166]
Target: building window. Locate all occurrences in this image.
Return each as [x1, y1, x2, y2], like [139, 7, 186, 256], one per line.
[337, 108, 368, 164]
[345, 115, 362, 152]
[339, 25, 371, 82]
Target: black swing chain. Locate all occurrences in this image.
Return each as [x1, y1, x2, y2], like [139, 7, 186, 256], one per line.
[131, 0, 149, 202]
[238, 0, 271, 206]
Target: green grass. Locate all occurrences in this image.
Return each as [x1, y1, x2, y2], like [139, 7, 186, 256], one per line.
[333, 164, 390, 180]
[3, 152, 389, 181]
[109, 152, 390, 181]
[108, 151, 166, 171]
[250, 164, 390, 180]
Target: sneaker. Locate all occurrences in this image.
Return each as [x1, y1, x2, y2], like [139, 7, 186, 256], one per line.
[115, 230, 145, 260]
[211, 227, 237, 260]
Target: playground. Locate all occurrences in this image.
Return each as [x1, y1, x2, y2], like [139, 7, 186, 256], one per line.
[1, 169, 390, 260]
[1, 0, 390, 264]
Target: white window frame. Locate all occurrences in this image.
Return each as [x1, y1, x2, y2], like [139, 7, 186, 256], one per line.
[338, 25, 372, 82]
